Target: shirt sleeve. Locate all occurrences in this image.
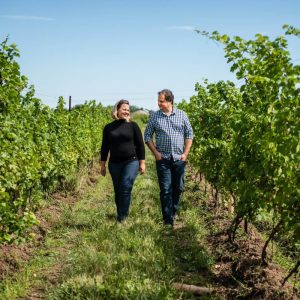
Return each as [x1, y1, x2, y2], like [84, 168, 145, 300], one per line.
[183, 112, 193, 140]
[132, 122, 145, 160]
[144, 114, 155, 143]
[100, 125, 110, 161]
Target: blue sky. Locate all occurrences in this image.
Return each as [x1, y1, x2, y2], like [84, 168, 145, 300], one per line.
[1, 0, 299, 110]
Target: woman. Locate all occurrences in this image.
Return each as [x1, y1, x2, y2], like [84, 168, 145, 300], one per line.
[100, 99, 145, 223]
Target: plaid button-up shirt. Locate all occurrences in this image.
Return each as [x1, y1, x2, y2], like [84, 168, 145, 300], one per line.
[144, 108, 193, 161]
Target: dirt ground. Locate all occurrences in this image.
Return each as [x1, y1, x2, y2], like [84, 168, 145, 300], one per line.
[188, 172, 300, 300]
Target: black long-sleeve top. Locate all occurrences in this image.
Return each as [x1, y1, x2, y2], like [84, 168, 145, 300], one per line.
[100, 120, 145, 163]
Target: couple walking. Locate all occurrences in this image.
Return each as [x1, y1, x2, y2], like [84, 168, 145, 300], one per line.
[100, 89, 193, 226]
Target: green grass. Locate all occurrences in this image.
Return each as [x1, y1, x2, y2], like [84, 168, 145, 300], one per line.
[0, 147, 215, 299]
[48, 156, 213, 299]
[2, 149, 298, 299]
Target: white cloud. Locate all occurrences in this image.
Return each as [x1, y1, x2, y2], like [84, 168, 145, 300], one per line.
[0, 15, 55, 21]
[166, 26, 195, 31]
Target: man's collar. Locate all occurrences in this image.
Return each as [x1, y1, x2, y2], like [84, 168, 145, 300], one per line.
[159, 108, 177, 116]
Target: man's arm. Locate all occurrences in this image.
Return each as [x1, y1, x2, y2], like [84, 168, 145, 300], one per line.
[146, 141, 162, 161]
[181, 138, 193, 161]
[181, 111, 193, 161]
[144, 113, 162, 160]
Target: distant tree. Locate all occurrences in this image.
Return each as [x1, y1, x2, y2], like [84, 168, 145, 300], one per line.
[130, 105, 141, 112]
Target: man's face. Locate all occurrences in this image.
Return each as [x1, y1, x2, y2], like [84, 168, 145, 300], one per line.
[158, 94, 172, 112]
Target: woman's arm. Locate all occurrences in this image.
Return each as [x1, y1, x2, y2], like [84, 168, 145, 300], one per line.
[132, 122, 146, 174]
[100, 160, 107, 176]
[132, 122, 146, 161]
[139, 159, 145, 174]
[100, 125, 109, 176]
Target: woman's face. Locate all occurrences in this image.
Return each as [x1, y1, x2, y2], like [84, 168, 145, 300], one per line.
[117, 103, 130, 119]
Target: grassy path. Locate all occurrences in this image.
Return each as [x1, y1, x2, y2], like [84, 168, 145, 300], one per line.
[0, 151, 214, 299]
[1, 151, 298, 299]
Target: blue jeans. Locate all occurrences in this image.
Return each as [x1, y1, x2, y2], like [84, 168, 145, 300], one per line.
[108, 160, 139, 222]
[156, 158, 186, 225]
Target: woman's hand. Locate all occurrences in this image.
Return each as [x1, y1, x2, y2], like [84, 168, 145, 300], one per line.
[100, 161, 106, 176]
[139, 160, 145, 175]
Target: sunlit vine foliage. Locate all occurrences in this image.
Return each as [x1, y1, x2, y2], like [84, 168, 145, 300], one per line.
[0, 38, 110, 243]
[178, 25, 300, 276]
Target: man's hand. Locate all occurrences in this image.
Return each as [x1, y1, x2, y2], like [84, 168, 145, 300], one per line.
[154, 152, 163, 161]
[181, 139, 192, 161]
[180, 153, 187, 161]
[146, 141, 162, 161]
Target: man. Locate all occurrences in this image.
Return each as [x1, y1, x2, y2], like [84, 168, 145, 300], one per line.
[144, 89, 193, 226]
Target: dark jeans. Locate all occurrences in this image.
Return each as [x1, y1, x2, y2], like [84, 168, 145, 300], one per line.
[156, 158, 186, 225]
[108, 160, 139, 222]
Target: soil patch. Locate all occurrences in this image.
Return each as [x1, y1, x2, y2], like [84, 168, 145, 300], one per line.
[188, 172, 300, 299]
